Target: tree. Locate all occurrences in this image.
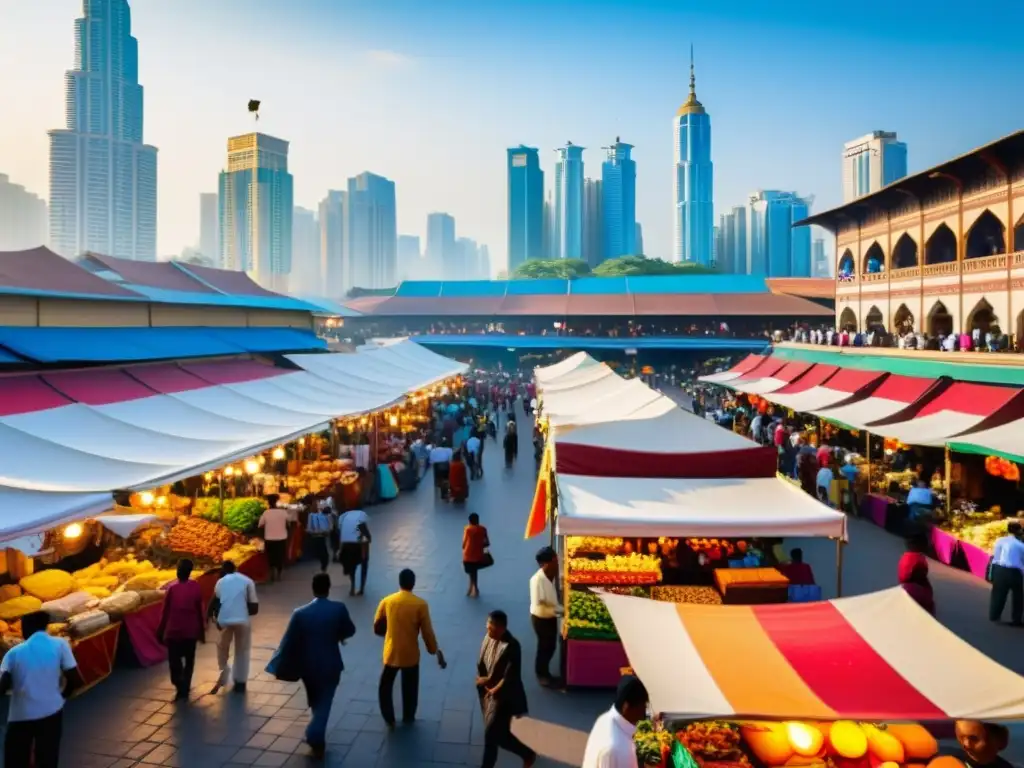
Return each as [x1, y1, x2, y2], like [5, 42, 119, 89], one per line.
[511, 259, 592, 279]
[592, 254, 716, 276]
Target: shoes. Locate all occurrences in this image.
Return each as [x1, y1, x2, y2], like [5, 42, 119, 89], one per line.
[232, 683, 247, 694]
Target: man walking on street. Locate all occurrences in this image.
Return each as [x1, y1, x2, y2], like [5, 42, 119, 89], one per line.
[0, 611, 82, 768]
[529, 546, 562, 687]
[272, 573, 356, 758]
[990, 520, 1024, 625]
[209, 559, 258, 693]
[374, 568, 446, 726]
[157, 558, 205, 700]
[477, 610, 537, 768]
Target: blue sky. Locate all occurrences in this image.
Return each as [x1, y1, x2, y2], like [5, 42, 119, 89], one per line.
[1, 0, 1022, 271]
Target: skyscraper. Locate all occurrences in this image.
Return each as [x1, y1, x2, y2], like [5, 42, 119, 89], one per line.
[426, 213, 456, 280]
[218, 133, 293, 292]
[507, 146, 544, 272]
[456, 237, 479, 281]
[842, 131, 908, 202]
[344, 172, 397, 290]
[673, 47, 713, 265]
[711, 225, 719, 268]
[746, 190, 814, 277]
[583, 178, 604, 267]
[0, 174, 47, 251]
[49, 0, 158, 261]
[635, 223, 644, 256]
[601, 139, 636, 260]
[290, 206, 320, 295]
[199, 192, 218, 265]
[397, 235, 422, 281]
[554, 142, 585, 260]
[542, 193, 555, 259]
[319, 190, 345, 297]
[812, 238, 831, 278]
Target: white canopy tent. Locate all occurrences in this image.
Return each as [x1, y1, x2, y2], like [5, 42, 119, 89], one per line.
[534, 352, 598, 388]
[0, 486, 113, 539]
[537, 361, 616, 395]
[555, 474, 848, 540]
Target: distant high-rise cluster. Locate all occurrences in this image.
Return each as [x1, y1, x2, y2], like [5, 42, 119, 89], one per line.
[842, 131, 907, 202]
[602, 139, 637, 262]
[507, 146, 545, 272]
[717, 191, 813, 277]
[0, 174, 47, 251]
[48, 0, 158, 261]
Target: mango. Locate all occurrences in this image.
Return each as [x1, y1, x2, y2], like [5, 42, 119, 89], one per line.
[863, 724, 905, 763]
[742, 722, 795, 766]
[830, 721, 868, 760]
[886, 725, 938, 761]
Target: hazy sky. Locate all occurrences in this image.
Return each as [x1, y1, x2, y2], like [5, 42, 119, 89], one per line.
[1, 0, 1022, 271]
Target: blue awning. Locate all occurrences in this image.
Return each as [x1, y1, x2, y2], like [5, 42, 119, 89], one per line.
[0, 327, 326, 364]
[0, 348, 25, 363]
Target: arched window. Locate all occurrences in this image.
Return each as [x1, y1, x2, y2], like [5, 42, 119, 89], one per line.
[893, 304, 914, 334]
[925, 224, 957, 265]
[966, 210, 1006, 259]
[967, 298, 998, 333]
[837, 249, 855, 280]
[863, 242, 885, 274]
[927, 301, 953, 337]
[838, 307, 858, 332]
[865, 306, 884, 331]
[891, 234, 919, 269]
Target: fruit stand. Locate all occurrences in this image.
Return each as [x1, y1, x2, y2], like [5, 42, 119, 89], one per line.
[596, 588, 1024, 768]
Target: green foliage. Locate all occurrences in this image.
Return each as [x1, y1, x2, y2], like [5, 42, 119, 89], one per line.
[222, 497, 268, 533]
[592, 255, 716, 276]
[511, 259, 592, 279]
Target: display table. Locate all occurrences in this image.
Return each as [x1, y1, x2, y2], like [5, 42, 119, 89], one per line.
[929, 528, 959, 566]
[287, 524, 305, 564]
[120, 600, 166, 667]
[861, 493, 896, 527]
[960, 540, 991, 580]
[238, 551, 269, 584]
[565, 638, 629, 688]
[714, 567, 790, 605]
[72, 622, 121, 694]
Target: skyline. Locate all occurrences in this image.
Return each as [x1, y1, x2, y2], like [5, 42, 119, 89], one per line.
[1, 1, 1023, 274]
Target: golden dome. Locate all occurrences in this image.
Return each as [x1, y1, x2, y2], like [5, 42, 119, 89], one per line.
[676, 45, 705, 116]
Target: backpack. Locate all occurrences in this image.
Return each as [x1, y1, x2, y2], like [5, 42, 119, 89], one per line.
[307, 512, 330, 536]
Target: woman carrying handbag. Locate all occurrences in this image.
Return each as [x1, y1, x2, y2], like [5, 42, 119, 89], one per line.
[462, 513, 493, 598]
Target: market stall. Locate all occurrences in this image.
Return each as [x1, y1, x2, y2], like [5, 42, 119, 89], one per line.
[553, 473, 848, 687]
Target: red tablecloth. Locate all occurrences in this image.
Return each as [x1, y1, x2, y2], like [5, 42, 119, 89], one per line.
[930, 527, 960, 566]
[72, 622, 121, 694]
[860, 493, 894, 527]
[287, 525, 304, 564]
[565, 638, 629, 688]
[238, 551, 269, 584]
[121, 600, 166, 667]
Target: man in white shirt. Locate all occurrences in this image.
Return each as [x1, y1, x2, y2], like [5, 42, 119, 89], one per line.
[210, 560, 259, 693]
[582, 675, 649, 768]
[338, 508, 371, 596]
[529, 546, 562, 687]
[990, 520, 1024, 625]
[0, 611, 82, 766]
[465, 433, 482, 479]
[815, 463, 834, 505]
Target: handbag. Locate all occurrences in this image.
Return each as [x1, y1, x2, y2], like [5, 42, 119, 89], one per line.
[478, 550, 495, 570]
[373, 615, 388, 637]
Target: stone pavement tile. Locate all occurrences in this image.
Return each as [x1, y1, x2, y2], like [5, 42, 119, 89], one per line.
[266, 735, 302, 753]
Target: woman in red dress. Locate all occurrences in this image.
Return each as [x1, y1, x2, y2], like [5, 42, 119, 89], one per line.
[449, 450, 470, 503]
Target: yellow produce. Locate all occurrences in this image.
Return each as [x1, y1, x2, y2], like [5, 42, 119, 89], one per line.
[82, 586, 111, 599]
[102, 560, 142, 576]
[19, 570, 75, 602]
[568, 553, 662, 576]
[863, 724, 904, 763]
[0, 585, 22, 602]
[786, 721, 825, 757]
[829, 721, 868, 759]
[0, 595, 43, 620]
[885, 725, 938, 760]
[0, 620, 8, 633]
[87, 576, 119, 589]
[122, 574, 164, 592]
[46, 623, 69, 637]
[73, 563, 102, 581]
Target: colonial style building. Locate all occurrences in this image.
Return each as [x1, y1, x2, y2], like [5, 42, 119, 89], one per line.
[799, 130, 1024, 340]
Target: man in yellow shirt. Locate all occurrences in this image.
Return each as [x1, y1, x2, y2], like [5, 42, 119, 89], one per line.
[374, 568, 446, 726]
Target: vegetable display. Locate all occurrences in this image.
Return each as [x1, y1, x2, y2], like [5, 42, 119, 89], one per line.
[568, 554, 662, 585]
[566, 591, 618, 640]
[635, 720, 674, 766]
[223, 498, 267, 533]
[168, 516, 236, 562]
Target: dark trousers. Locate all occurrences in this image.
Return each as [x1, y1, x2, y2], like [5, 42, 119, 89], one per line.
[303, 676, 338, 749]
[482, 714, 536, 768]
[166, 638, 197, 696]
[379, 664, 419, 724]
[4, 709, 63, 768]
[310, 536, 329, 572]
[352, 554, 368, 593]
[990, 564, 1023, 623]
[531, 615, 558, 680]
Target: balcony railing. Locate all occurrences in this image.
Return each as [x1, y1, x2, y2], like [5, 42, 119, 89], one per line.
[963, 254, 1007, 273]
[861, 272, 887, 283]
[889, 266, 921, 281]
[1013, 250, 1024, 267]
[922, 262, 959, 277]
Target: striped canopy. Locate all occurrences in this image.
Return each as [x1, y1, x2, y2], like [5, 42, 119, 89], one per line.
[601, 587, 1024, 721]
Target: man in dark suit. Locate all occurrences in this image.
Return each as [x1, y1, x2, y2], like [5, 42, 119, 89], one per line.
[276, 573, 356, 758]
[476, 610, 536, 768]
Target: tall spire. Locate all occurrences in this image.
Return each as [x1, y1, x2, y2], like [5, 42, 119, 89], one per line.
[677, 44, 705, 116]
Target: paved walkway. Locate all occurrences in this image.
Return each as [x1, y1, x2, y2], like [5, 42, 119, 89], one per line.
[5, 403, 1024, 766]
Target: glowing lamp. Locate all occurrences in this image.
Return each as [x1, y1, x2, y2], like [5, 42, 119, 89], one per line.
[389, 415, 399, 427]
[155, 495, 168, 507]
[271, 447, 285, 460]
[203, 472, 214, 481]
[63, 522, 84, 541]
[139, 491, 155, 507]
[224, 466, 235, 477]
[244, 460, 260, 475]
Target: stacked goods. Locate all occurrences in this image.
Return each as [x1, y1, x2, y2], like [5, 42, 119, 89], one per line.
[291, 459, 350, 496]
[192, 497, 223, 522]
[39, 592, 94, 621]
[0, 596, 42, 620]
[651, 586, 723, 605]
[19, 570, 76, 602]
[635, 720, 675, 766]
[566, 591, 618, 640]
[67, 609, 111, 638]
[97, 592, 141, 620]
[566, 536, 624, 557]
[222, 542, 261, 565]
[684, 538, 749, 561]
[567, 554, 661, 585]
[194, 497, 267, 533]
[168, 516, 236, 562]
[665, 720, 940, 768]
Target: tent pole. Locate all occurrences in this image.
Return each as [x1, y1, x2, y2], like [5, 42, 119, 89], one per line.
[945, 445, 952, 517]
[835, 537, 845, 597]
[865, 431, 871, 497]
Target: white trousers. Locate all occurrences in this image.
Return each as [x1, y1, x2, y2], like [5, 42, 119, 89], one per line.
[217, 623, 252, 686]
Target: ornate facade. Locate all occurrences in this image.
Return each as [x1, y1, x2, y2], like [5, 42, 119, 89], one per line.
[800, 131, 1024, 339]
